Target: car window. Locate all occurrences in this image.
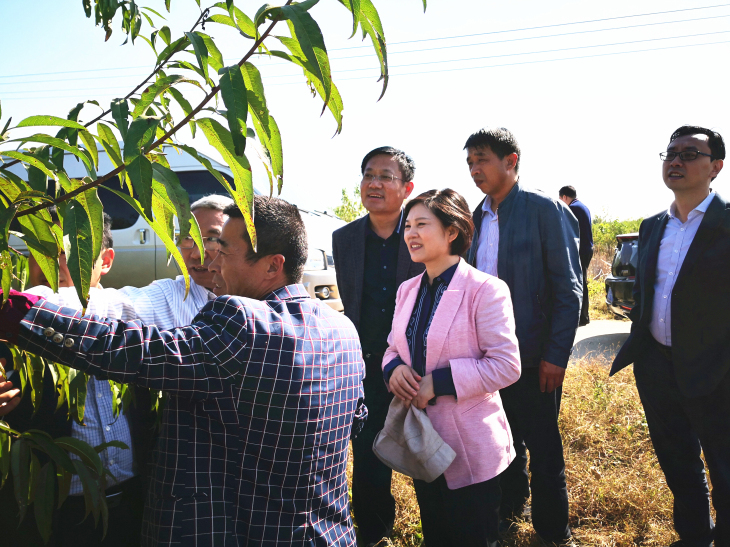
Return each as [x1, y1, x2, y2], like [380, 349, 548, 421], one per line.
[97, 177, 141, 229]
[177, 170, 236, 203]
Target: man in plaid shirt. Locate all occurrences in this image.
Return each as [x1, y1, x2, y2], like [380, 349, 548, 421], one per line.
[0, 196, 367, 547]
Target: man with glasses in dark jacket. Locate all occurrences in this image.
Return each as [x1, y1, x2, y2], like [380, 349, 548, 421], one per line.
[464, 128, 582, 544]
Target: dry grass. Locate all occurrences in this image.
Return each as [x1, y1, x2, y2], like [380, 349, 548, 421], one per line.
[351, 358, 681, 546]
[588, 248, 627, 322]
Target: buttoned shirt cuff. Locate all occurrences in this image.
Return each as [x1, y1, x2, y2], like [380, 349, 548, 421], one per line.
[0, 290, 45, 344]
[383, 357, 404, 385]
[432, 367, 456, 398]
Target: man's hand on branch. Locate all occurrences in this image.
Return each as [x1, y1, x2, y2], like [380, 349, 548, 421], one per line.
[0, 359, 20, 416]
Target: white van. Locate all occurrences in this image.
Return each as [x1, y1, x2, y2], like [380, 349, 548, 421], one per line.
[3, 145, 343, 311]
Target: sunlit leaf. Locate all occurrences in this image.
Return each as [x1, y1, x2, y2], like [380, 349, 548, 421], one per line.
[111, 99, 130, 141]
[58, 177, 104, 264]
[9, 134, 96, 178]
[123, 116, 161, 219]
[197, 32, 224, 73]
[133, 75, 188, 118]
[166, 87, 196, 138]
[185, 31, 210, 85]
[197, 118, 255, 250]
[16, 116, 86, 131]
[27, 354, 44, 417]
[241, 63, 283, 192]
[0, 423, 11, 488]
[63, 200, 94, 308]
[159, 25, 172, 45]
[155, 35, 189, 65]
[218, 65, 248, 156]
[78, 130, 99, 170]
[151, 163, 192, 240]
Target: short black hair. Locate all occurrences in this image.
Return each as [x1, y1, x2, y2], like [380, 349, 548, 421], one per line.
[404, 189, 475, 256]
[49, 206, 113, 249]
[463, 128, 521, 172]
[360, 146, 416, 183]
[670, 125, 725, 160]
[224, 196, 307, 284]
[559, 186, 577, 199]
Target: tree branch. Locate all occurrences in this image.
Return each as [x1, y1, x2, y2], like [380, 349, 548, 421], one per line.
[16, 5, 291, 220]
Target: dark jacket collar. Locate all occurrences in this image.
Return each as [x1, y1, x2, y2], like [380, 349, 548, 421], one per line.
[266, 284, 311, 302]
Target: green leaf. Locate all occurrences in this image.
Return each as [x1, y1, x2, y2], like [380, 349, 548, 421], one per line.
[57, 467, 72, 509]
[0, 171, 30, 201]
[155, 35, 189, 65]
[166, 87, 196, 138]
[55, 436, 103, 477]
[11, 437, 30, 522]
[185, 31, 210, 85]
[218, 65, 248, 157]
[123, 116, 160, 219]
[10, 133, 95, 178]
[240, 63, 283, 192]
[197, 32, 224, 73]
[63, 199, 94, 308]
[140, 6, 166, 19]
[27, 145, 51, 193]
[78, 130, 99, 170]
[27, 354, 44, 417]
[133, 75, 189, 119]
[0, 151, 58, 183]
[58, 177, 104, 264]
[23, 430, 75, 474]
[94, 440, 130, 453]
[16, 115, 86, 131]
[205, 13, 236, 29]
[197, 118, 256, 250]
[111, 99, 130, 141]
[0, 423, 11, 488]
[165, 0, 171, 12]
[33, 462, 56, 544]
[71, 459, 101, 523]
[1, 250, 11, 308]
[159, 25, 171, 45]
[95, 123, 123, 168]
[151, 163, 192, 241]
[211, 2, 255, 38]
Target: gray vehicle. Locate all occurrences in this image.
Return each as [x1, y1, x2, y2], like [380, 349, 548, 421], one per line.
[4, 146, 343, 311]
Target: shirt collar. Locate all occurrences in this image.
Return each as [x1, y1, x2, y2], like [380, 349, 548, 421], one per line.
[668, 191, 716, 219]
[481, 196, 497, 218]
[421, 262, 459, 289]
[365, 209, 404, 238]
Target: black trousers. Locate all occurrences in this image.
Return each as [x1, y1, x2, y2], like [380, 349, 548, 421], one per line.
[0, 475, 144, 547]
[413, 474, 501, 547]
[498, 367, 571, 542]
[633, 339, 730, 547]
[579, 249, 593, 325]
[351, 353, 396, 544]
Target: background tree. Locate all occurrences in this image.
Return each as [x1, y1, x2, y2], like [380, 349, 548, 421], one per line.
[0, 0, 426, 541]
[333, 185, 366, 222]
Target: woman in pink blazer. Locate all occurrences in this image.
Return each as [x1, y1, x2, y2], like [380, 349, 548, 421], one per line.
[382, 189, 521, 547]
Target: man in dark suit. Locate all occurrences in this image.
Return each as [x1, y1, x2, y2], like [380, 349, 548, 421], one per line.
[611, 125, 728, 547]
[0, 196, 367, 547]
[332, 146, 424, 546]
[559, 186, 593, 326]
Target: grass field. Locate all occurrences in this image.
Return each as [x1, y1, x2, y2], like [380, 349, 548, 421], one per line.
[353, 358, 682, 546]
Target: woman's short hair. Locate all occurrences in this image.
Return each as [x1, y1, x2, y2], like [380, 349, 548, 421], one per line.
[404, 189, 474, 256]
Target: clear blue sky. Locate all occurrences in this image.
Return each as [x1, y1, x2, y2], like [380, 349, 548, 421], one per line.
[2, 0, 729, 220]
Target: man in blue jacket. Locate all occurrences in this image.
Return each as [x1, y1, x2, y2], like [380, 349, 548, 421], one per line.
[559, 186, 594, 326]
[464, 128, 582, 544]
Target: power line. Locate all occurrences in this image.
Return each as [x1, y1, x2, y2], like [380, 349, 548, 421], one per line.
[328, 13, 730, 60]
[6, 39, 729, 101]
[3, 3, 728, 80]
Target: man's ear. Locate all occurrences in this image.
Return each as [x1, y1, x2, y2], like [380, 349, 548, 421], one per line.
[403, 180, 415, 200]
[99, 248, 115, 276]
[265, 254, 286, 277]
[711, 158, 724, 180]
[505, 153, 518, 171]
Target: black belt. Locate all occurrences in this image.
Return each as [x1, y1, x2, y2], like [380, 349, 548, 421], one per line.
[652, 337, 673, 361]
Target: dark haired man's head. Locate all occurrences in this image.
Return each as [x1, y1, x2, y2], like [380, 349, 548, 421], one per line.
[464, 128, 521, 172]
[464, 128, 521, 209]
[210, 196, 307, 299]
[404, 189, 474, 256]
[670, 126, 725, 161]
[558, 186, 577, 206]
[360, 146, 416, 182]
[663, 126, 725, 191]
[359, 146, 415, 220]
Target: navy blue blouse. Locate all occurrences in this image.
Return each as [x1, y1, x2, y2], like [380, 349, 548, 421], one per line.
[383, 263, 458, 398]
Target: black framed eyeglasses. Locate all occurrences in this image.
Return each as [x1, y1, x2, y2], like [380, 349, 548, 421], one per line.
[660, 150, 713, 162]
[362, 173, 402, 184]
[176, 236, 221, 251]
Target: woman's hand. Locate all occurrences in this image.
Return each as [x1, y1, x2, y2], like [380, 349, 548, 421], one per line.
[412, 374, 435, 410]
[389, 365, 421, 406]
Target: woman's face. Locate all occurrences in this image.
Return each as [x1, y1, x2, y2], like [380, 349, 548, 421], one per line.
[404, 203, 456, 264]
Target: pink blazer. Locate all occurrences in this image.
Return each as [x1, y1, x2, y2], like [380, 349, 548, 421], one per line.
[382, 259, 521, 489]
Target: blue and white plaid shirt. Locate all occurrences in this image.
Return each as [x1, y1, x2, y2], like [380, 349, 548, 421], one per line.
[19, 284, 366, 547]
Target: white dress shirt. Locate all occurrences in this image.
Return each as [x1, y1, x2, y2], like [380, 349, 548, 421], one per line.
[650, 192, 716, 347]
[119, 275, 215, 330]
[476, 196, 500, 277]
